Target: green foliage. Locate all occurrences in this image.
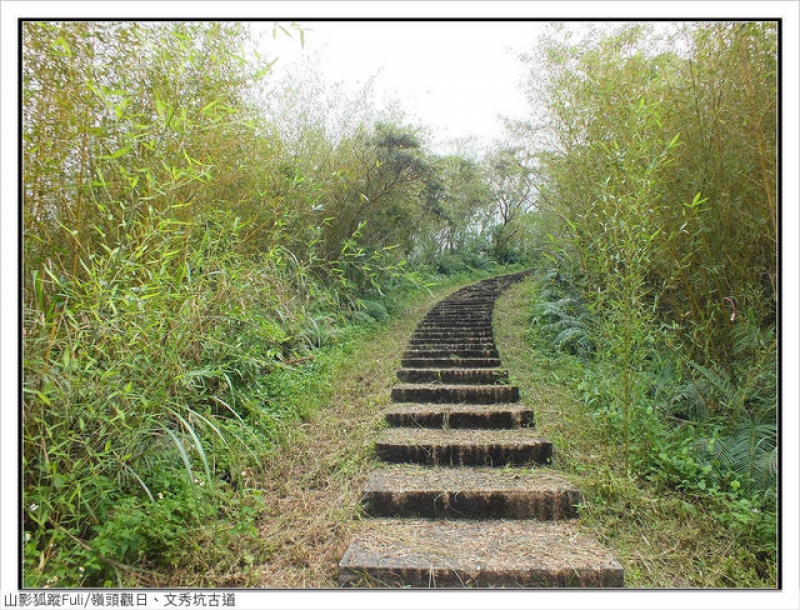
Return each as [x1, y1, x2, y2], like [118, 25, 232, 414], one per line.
[525, 267, 776, 569]
[533, 269, 595, 357]
[522, 22, 777, 366]
[484, 146, 537, 262]
[514, 25, 777, 566]
[22, 204, 423, 584]
[21, 22, 439, 586]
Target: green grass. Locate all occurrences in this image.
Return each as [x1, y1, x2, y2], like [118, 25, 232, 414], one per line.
[193, 270, 512, 588]
[113, 269, 500, 587]
[493, 277, 777, 588]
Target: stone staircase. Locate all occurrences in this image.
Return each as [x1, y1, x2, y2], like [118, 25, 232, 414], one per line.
[338, 272, 624, 588]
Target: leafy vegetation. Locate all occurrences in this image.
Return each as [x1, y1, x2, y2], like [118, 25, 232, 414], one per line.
[512, 22, 778, 584]
[21, 20, 778, 587]
[496, 279, 776, 587]
[21, 21, 523, 586]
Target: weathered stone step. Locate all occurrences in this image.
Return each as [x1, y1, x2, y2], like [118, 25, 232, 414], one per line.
[416, 327, 494, 335]
[409, 340, 495, 348]
[437, 295, 497, 301]
[407, 341, 497, 350]
[428, 307, 493, 313]
[391, 383, 519, 404]
[422, 308, 492, 320]
[361, 466, 580, 519]
[385, 403, 533, 429]
[395, 367, 508, 385]
[413, 327, 494, 335]
[418, 321, 494, 328]
[401, 357, 502, 369]
[421, 320, 493, 327]
[338, 519, 624, 587]
[375, 428, 552, 466]
[426, 307, 493, 312]
[402, 348, 499, 359]
[411, 332, 495, 341]
[426, 311, 493, 317]
[433, 304, 495, 309]
[411, 333, 493, 340]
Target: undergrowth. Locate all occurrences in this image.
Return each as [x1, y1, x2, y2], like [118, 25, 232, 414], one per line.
[22, 206, 501, 587]
[495, 274, 777, 588]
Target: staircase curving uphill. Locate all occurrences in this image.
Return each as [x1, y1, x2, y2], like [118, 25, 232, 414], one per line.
[338, 272, 624, 588]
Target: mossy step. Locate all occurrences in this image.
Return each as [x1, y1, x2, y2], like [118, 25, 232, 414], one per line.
[407, 342, 498, 351]
[361, 466, 579, 519]
[425, 308, 493, 313]
[427, 307, 494, 313]
[401, 357, 502, 369]
[413, 328, 494, 335]
[402, 348, 500, 359]
[420, 320, 493, 327]
[426, 311, 494, 316]
[416, 328, 494, 335]
[437, 296, 497, 302]
[423, 311, 492, 322]
[384, 403, 533, 429]
[418, 321, 494, 329]
[338, 519, 623, 587]
[410, 333, 495, 342]
[409, 338, 496, 345]
[391, 383, 519, 404]
[395, 367, 508, 385]
[375, 428, 552, 466]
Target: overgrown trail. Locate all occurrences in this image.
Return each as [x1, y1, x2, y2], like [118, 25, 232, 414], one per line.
[247, 278, 486, 588]
[338, 272, 623, 587]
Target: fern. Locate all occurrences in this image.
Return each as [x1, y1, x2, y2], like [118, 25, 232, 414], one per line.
[532, 269, 596, 357]
[686, 360, 739, 415]
[705, 413, 777, 495]
[688, 317, 777, 497]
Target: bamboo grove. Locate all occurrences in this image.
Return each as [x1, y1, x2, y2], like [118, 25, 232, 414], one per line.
[21, 22, 778, 586]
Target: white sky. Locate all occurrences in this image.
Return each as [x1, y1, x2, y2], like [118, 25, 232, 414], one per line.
[258, 21, 545, 153]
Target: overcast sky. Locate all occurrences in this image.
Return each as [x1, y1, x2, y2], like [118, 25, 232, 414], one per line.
[258, 21, 547, 153]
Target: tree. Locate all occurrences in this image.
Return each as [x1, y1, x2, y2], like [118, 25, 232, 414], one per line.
[484, 146, 537, 261]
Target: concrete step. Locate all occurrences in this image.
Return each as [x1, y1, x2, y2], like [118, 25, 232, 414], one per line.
[375, 428, 552, 466]
[395, 367, 509, 385]
[436, 312, 493, 317]
[423, 314, 493, 321]
[418, 321, 494, 328]
[407, 344, 498, 353]
[421, 320, 493, 328]
[402, 348, 500, 359]
[361, 466, 580, 519]
[408, 339, 496, 346]
[401, 357, 502, 369]
[425, 308, 493, 313]
[413, 328, 494, 336]
[410, 333, 495, 342]
[338, 519, 624, 587]
[385, 403, 533, 429]
[436, 296, 497, 302]
[391, 384, 519, 404]
[416, 328, 494, 335]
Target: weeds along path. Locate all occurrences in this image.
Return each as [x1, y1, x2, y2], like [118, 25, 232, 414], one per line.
[337, 272, 623, 587]
[491, 277, 775, 588]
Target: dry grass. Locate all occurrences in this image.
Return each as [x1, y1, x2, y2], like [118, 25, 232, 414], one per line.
[377, 427, 546, 446]
[364, 464, 577, 493]
[345, 518, 620, 567]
